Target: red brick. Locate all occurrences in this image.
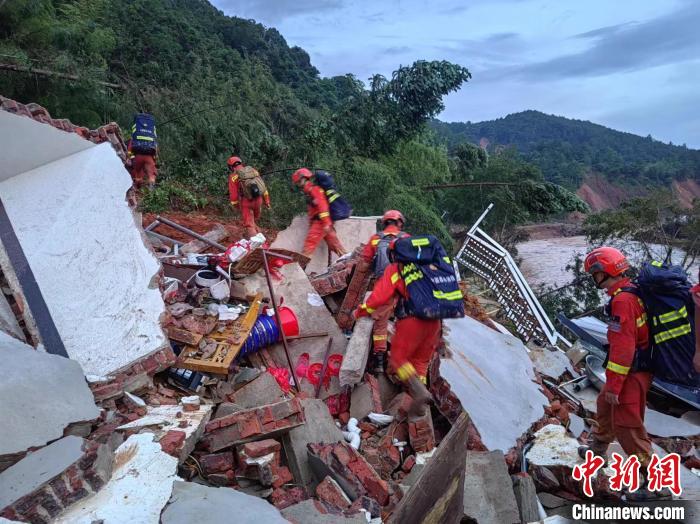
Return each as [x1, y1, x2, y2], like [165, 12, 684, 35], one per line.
[338, 412, 351, 425]
[408, 412, 435, 453]
[160, 430, 186, 457]
[402, 455, 416, 473]
[270, 487, 307, 510]
[243, 439, 281, 458]
[200, 452, 234, 474]
[316, 476, 351, 509]
[90, 382, 123, 401]
[272, 466, 293, 488]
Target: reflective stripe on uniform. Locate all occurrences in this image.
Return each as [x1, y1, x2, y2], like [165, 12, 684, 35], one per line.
[396, 362, 416, 382]
[318, 212, 330, 218]
[443, 256, 451, 264]
[135, 135, 154, 141]
[651, 261, 663, 267]
[373, 335, 387, 341]
[371, 239, 380, 246]
[636, 313, 647, 328]
[390, 272, 400, 284]
[411, 238, 430, 247]
[231, 175, 239, 182]
[433, 290, 463, 301]
[606, 360, 631, 375]
[404, 272, 423, 285]
[654, 323, 692, 344]
[657, 306, 687, 324]
[361, 303, 375, 314]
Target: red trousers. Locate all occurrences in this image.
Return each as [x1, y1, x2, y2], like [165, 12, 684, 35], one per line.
[389, 317, 442, 382]
[132, 154, 157, 187]
[302, 220, 346, 258]
[371, 296, 397, 353]
[240, 197, 263, 238]
[592, 371, 653, 466]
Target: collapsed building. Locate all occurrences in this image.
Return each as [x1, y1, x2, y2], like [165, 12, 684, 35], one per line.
[1, 98, 698, 524]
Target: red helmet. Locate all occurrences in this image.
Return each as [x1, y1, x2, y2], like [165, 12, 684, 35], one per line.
[382, 210, 405, 226]
[227, 156, 243, 169]
[584, 247, 629, 277]
[292, 168, 313, 184]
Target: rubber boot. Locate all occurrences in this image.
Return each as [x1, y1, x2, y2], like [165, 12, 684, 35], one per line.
[406, 374, 431, 419]
[578, 439, 609, 464]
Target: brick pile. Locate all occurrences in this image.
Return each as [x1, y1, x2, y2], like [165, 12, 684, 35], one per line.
[308, 250, 360, 297]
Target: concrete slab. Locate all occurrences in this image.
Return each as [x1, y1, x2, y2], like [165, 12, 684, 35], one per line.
[1, 337, 99, 456]
[282, 399, 344, 490]
[281, 499, 367, 524]
[463, 451, 520, 524]
[529, 347, 577, 381]
[161, 480, 287, 524]
[0, 138, 167, 376]
[56, 433, 178, 524]
[339, 317, 372, 387]
[272, 215, 377, 275]
[349, 382, 374, 421]
[645, 409, 700, 438]
[230, 372, 285, 409]
[563, 385, 598, 414]
[525, 425, 581, 469]
[567, 413, 587, 439]
[0, 436, 85, 509]
[441, 316, 548, 452]
[266, 263, 348, 398]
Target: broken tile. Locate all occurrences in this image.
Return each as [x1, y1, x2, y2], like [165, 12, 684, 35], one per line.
[645, 409, 700, 438]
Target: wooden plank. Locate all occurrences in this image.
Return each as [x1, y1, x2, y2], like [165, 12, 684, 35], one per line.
[178, 293, 263, 374]
[387, 412, 469, 524]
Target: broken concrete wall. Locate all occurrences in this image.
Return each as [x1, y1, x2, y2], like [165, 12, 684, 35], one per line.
[1, 334, 100, 461]
[0, 111, 168, 377]
[0, 292, 23, 341]
[271, 215, 377, 274]
[440, 316, 548, 452]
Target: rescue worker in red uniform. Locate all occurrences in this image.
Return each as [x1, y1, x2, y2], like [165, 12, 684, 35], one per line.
[228, 156, 270, 238]
[127, 140, 158, 189]
[358, 210, 409, 373]
[581, 246, 661, 500]
[353, 249, 439, 418]
[291, 168, 347, 258]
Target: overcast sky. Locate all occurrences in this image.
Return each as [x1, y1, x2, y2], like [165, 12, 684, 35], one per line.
[211, 0, 700, 148]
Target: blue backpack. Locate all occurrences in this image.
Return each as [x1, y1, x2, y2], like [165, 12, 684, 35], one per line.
[130, 113, 158, 154]
[314, 170, 351, 221]
[625, 262, 698, 387]
[392, 235, 465, 320]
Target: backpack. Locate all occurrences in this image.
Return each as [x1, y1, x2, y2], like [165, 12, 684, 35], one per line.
[617, 262, 699, 387]
[374, 231, 408, 277]
[130, 113, 157, 155]
[392, 235, 465, 320]
[314, 170, 352, 221]
[238, 166, 267, 200]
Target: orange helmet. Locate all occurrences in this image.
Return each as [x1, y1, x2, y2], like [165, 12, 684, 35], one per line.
[584, 247, 629, 277]
[382, 210, 405, 226]
[227, 156, 243, 169]
[291, 168, 313, 185]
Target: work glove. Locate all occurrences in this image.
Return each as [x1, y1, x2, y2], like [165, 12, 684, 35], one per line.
[230, 201, 239, 210]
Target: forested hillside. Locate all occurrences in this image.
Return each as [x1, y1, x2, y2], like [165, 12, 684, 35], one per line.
[432, 111, 700, 190]
[0, 0, 587, 247]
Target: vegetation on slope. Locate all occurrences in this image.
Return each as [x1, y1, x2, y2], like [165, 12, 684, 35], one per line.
[1, 0, 585, 248]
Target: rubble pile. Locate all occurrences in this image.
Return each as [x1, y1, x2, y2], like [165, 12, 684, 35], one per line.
[1, 98, 698, 523]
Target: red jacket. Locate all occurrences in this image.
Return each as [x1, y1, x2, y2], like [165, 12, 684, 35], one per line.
[360, 225, 407, 264]
[605, 279, 650, 395]
[303, 183, 332, 227]
[356, 262, 406, 317]
[229, 170, 270, 206]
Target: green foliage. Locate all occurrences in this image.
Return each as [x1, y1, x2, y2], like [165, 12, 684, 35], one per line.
[537, 254, 604, 320]
[432, 110, 700, 189]
[584, 192, 699, 270]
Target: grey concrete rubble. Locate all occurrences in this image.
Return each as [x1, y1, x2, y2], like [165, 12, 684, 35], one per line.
[282, 399, 345, 490]
[161, 481, 288, 524]
[281, 499, 368, 524]
[339, 317, 373, 387]
[1, 337, 100, 461]
[462, 451, 520, 524]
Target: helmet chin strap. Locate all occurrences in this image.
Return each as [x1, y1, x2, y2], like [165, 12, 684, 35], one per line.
[593, 272, 612, 289]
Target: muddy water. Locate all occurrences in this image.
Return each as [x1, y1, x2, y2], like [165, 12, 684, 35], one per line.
[516, 236, 699, 290]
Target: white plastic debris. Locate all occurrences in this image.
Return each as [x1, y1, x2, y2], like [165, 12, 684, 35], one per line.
[210, 279, 230, 301]
[368, 413, 394, 426]
[415, 448, 437, 466]
[343, 417, 362, 449]
[307, 292, 324, 307]
[245, 452, 275, 466]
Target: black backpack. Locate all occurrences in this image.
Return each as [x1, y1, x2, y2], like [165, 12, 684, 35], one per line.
[314, 170, 351, 221]
[130, 113, 157, 154]
[618, 262, 698, 387]
[392, 235, 465, 320]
